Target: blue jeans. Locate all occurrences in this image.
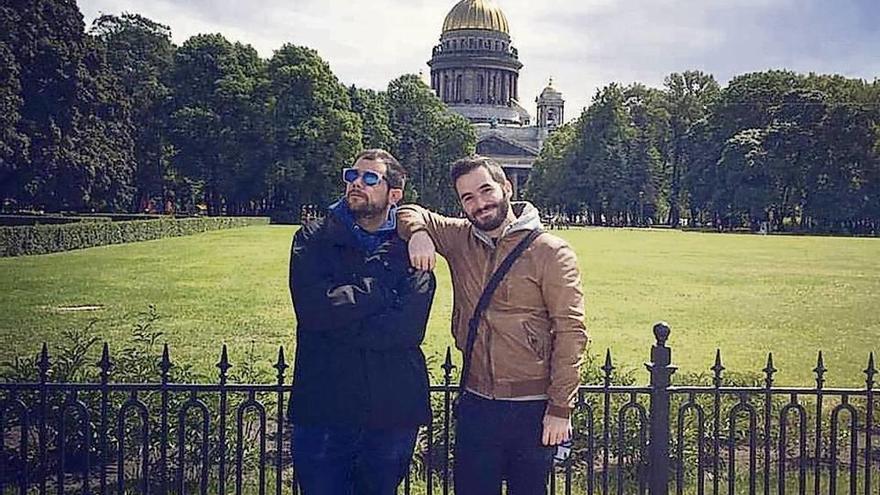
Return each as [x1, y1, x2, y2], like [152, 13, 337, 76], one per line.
[291, 424, 418, 495]
[453, 393, 554, 495]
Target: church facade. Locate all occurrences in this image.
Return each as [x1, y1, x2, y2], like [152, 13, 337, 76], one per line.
[428, 0, 564, 197]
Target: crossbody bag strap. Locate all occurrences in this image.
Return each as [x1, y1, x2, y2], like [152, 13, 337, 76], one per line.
[458, 229, 543, 392]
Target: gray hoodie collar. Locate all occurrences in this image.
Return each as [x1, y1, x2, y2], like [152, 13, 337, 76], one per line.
[472, 201, 543, 247]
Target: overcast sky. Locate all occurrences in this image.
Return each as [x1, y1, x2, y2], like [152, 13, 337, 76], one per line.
[77, 0, 880, 122]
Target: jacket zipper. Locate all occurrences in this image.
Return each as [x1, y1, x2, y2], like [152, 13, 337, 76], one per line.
[483, 239, 501, 399]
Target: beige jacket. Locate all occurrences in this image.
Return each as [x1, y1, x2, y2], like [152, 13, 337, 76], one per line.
[398, 202, 587, 418]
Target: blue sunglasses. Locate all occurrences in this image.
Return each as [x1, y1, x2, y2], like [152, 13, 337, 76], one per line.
[342, 168, 385, 186]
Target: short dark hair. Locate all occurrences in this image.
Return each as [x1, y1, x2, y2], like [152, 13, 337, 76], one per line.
[353, 149, 406, 189]
[450, 155, 507, 187]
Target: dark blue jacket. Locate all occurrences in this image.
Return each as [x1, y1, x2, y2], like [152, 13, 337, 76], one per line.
[287, 212, 435, 428]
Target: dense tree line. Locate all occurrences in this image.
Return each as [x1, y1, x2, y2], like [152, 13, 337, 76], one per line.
[527, 71, 880, 234]
[0, 2, 474, 218]
[2, 2, 877, 232]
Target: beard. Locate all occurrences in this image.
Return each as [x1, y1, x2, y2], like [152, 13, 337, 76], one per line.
[466, 195, 510, 231]
[347, 191, 388, 219]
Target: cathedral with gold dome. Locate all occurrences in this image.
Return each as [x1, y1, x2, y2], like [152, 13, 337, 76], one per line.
[428, 0, 564, 196]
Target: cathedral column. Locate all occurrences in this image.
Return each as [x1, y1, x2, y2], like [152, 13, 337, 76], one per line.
[485, 70, 490, 103]
[451, 70, 457, 102]
[509, 73, 514, 101]
[486, 69, 491, 103]
[498, 71, 504, 104]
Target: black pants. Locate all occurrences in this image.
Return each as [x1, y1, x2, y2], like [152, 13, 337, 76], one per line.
[292, 424, 417, 495]
[454, 393, 554, 495]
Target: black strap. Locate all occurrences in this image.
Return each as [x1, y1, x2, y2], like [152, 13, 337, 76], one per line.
[459, 229, 543, 392]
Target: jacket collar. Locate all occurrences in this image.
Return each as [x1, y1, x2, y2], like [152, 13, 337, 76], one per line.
[328, 197, 397, 232]
[472, 201, 543, 248]
[327, 198, 398, 252]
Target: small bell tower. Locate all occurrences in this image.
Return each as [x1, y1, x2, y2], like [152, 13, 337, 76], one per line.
[536, 77, 565, 129]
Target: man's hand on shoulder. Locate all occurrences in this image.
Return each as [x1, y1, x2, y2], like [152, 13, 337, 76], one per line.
[542, 414, 572, 446]
[408, 230, 437, 271]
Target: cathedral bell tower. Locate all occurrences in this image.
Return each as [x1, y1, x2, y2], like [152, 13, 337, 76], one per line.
[536, 78, 564, 129]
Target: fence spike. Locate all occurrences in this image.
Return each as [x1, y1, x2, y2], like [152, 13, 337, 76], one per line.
[97, 342, 112, 381]
[159, 343, 172, 381]
[711, 349, 724, 388]
[274, 345, 288, 382]
[217, 344, 232, 382]
[601, 349, 614, 385]
[762, 352, 776, 388]
[441, 347, 455, 376]
[866, 352, 877, 390]
[38, 343, 50, 382]
[813, 350, 827, 389]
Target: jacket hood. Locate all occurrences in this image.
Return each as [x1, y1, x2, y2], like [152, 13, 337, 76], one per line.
[473, 201, 543, 247]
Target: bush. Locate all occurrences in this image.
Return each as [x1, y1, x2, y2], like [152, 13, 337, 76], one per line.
[0, 216, 270, 257]
[74, 213, 168, 222]
[0, 214, 113, 226]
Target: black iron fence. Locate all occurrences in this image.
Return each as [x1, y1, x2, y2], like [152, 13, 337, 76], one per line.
[1, 323, 878, 494]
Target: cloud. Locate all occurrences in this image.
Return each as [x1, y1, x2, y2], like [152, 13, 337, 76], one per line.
[78, 0, 880, 122]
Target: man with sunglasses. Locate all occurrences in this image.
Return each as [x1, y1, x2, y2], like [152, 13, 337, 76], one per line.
[288, 149, 436, 494]
[397, 155, 587, 495]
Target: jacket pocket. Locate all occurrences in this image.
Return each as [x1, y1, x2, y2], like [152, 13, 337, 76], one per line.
[523, 321, 550, 361]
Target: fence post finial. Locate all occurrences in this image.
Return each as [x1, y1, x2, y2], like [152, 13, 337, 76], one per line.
[442, 347, 455, 385]
[813, 350, 826, 389]
[763, 352, 776, 388]
[866, 352, 876, 390]
[217, 344, 231, 385]
[160, 343, 172, 383]
[601, 349, 614, 387]
[38, 343, 50, 383]
[653, 321, 670, 346]
[711, 349, 724, 388]
[274, 346, 288, 383]
[98, 342, 112, 382]
[646, 322, 676, 495]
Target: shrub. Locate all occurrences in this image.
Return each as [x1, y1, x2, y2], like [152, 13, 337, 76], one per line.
[0, 215, 113, 226]
[0, 216, 269, 257]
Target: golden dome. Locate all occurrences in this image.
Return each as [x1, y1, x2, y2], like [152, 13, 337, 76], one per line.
[442, 0, 509, 35]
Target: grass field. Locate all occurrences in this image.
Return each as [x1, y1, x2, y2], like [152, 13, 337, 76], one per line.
[1, 225, 878, 386]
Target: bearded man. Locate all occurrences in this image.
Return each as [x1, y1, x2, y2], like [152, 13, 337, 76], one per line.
[288, 149, 435, 494]
[397, 155, 587, 495]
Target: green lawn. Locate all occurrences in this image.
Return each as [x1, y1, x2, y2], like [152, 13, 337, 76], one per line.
[1, 225, 878, 386]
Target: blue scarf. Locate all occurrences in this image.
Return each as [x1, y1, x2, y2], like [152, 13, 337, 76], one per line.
[328, 198, 397, 254]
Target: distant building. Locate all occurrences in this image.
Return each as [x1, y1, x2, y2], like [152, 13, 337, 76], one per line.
[428, 0, 565, 197]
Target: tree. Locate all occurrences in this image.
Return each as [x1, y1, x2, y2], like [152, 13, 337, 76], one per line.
[568, 84, 635, 225]
[168, 34, 271, 214]
[266, 44, 361, 217]
[525, 123, 576, 211]
[716, 129, 771, 229]
[90, 13, 175, 212]
[1, 0, 135, 211]
[0, 40, 28, 204]
[349, 86, 394, 151]
[386, 74, 474, 212]
[662, 71, 720, 226]
[623, 84, 667, 224]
